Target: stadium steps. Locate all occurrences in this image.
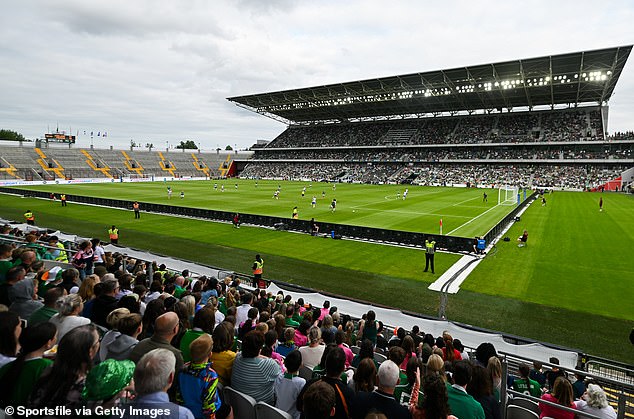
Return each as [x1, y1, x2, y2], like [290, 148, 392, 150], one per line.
[34, 147, 65, 179]
[80, 149, 113, 178]
[157, 151, 177, 177]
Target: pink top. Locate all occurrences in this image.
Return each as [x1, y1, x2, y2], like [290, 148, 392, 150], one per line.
[294, 329, 308, 347]
[319, 307, 329, 321]
[539, 393, 576, 419]
[400, 352, 417, 370]
[339, 344, 354, 367]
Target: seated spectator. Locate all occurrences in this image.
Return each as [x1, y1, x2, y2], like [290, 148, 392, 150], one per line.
[467, 365, 502, 419]
[441, 332, 462, 362]
[574, 384, 617, 419]
[530, 361, 547, 388]
[274, 350, 306, 419]
[388, 327, 406, 348]
[302, 380, 336, 419]
[81, 358, 135, 408]
[210, 321, 236, 386]
[513, 363, 542, 397]
[394, 357, 423, 406]
[447, 360, 485, 419]
[140, 298, 166, 339]
[388, 346, 409, 386]
[177, 334, 224, 419]
[276, 327, 297, 357]
[350, 357, 377, 394]
[49, 294, 91, 341]
[285, 305, 300, 327]
[572, 372, 586, 400]
[180, 307, 215, 363]
[354, 360, 410, 419]
[487, 356, 503, 401]
[352, 338, 377, 369]
[474, 343, 497, 368]
[0, 266, 25, 309]
[98, 308, 131, 361]
[29, 324, 100, 411]
[358, 310, 380, 347]
[102, 313, 142, 361]
[238, 306, 258, 339]
[413, 373, 458, 419]
[90, 278, 119, 328]
[261, 329, 285, 372]
[297, 346, 356, 419]
[0, 322, 57, 406]
[546, 358, 566, 390]
[0, 311, 21, 368]
[336, 330, 354, 368]
[230, 330, 281, 404]
[59, 268, 81, 295]
[125, 348, 194, 419]
[299, 326, 325, 369]
[401, 335, 417, 370]
[294, 319, 310, 347]
[29, 286, 65, 326]
[9, 278, 43, 320]
[539, 377, 576, 419]
[129, 312, 184, 374]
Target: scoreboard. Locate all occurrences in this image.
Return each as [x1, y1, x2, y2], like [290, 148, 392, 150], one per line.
[44, 132, 75, 144]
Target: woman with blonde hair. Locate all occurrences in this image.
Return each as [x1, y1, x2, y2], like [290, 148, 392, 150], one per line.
[487, 356, 503, 400]
[98, 308, 130, 361]
[426, 353, 446, 381]
[539, 377, 577, 419]
[574, 383, 616, 419]
[49, 294, 90, 340]
[181, 295, 196, 325]
[78, 274, 100, 302]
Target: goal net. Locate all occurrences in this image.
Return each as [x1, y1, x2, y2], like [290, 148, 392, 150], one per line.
[498, 186, 518, 205]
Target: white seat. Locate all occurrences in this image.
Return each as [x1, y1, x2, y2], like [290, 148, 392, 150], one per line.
[255, 401, 293, 419]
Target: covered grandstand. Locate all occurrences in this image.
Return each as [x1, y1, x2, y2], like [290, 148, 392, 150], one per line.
[229, 46, 634, 191]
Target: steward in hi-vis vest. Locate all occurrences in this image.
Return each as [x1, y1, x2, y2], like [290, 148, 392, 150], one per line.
[108, 225, 119, 244]
[24, 210, 35, 225]
[424, 238, 436, 274]
[252, 254, 264, 288]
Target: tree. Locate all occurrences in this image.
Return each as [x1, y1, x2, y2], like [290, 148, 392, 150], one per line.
[225, 145, 233, 151]
[176, 140, 198, 150]
[0, 129, 26, 142]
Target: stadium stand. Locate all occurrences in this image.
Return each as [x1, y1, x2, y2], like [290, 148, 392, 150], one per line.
[0, 218, 632, 419]
[0, 144, 235, 180]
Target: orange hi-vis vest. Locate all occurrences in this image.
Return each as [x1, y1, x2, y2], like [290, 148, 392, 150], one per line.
[133, 202, 139, 210]
[253, 259, 263, 275]
[24, 211, 34, 221]
[108, 228, 119, 240]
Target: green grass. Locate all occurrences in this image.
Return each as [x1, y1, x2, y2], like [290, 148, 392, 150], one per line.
[17, 179, 512, 238]
[2, 183, 633, 364]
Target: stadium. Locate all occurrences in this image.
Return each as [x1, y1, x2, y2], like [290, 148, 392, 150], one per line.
[1, 46, 633, 418]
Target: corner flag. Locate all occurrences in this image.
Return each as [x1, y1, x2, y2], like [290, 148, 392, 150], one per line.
[439, 218, 443, 235]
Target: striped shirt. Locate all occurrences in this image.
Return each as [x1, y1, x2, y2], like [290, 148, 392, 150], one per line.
[230, 353, 281, 404]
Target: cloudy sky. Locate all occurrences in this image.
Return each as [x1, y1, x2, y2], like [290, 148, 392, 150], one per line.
[1, 0, 633, 150]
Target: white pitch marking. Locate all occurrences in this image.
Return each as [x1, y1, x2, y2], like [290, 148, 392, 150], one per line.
[445, 204, 501, 235]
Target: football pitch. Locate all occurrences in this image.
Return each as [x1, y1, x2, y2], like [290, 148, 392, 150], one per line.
[1, 180, 633, 363]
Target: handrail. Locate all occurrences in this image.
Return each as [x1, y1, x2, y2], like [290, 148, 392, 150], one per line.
[507, 389, 604, 419]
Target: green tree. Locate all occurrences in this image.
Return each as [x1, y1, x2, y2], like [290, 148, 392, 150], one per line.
[176, 140, 198, 150]
[225, 145, 233, 151]
[0, 129, 26, 142]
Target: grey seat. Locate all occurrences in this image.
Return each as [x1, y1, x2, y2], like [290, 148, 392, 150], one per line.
[255, 401, 293, 419]
[373, 352, 387, 364]
[510, 397, 540, 414]
[298, 365, 314, 381]
[507, 404, 539, 419]
[224, 386, 257, 419]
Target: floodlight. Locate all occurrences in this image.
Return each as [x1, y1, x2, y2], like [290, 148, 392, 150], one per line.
[601, 75, 607, 81]
[607, 71, 612, 75]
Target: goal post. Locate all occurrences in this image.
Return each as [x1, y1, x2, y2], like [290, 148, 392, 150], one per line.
[498, 185, 519, 205]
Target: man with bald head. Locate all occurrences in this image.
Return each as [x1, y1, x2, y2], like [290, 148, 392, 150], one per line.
[129, 311, 184, 373]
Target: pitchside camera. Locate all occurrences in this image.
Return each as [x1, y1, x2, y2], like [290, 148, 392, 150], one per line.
[514, 216, 521, 222]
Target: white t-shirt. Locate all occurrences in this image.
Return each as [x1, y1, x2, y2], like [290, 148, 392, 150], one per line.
[298, 345, 325, 370]
[574, 400, 617, 419]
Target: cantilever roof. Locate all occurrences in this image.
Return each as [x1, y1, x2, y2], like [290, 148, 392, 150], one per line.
[228, 45, 632, 123]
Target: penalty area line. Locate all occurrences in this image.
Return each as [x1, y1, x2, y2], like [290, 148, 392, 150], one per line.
[445, 204, 501, 235]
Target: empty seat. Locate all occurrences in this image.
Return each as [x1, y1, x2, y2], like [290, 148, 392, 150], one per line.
[510, 397, 540, 414]
[255, 401, 293, 419]
[224, 386, 256, 419]
[507, 404, 539, 419]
